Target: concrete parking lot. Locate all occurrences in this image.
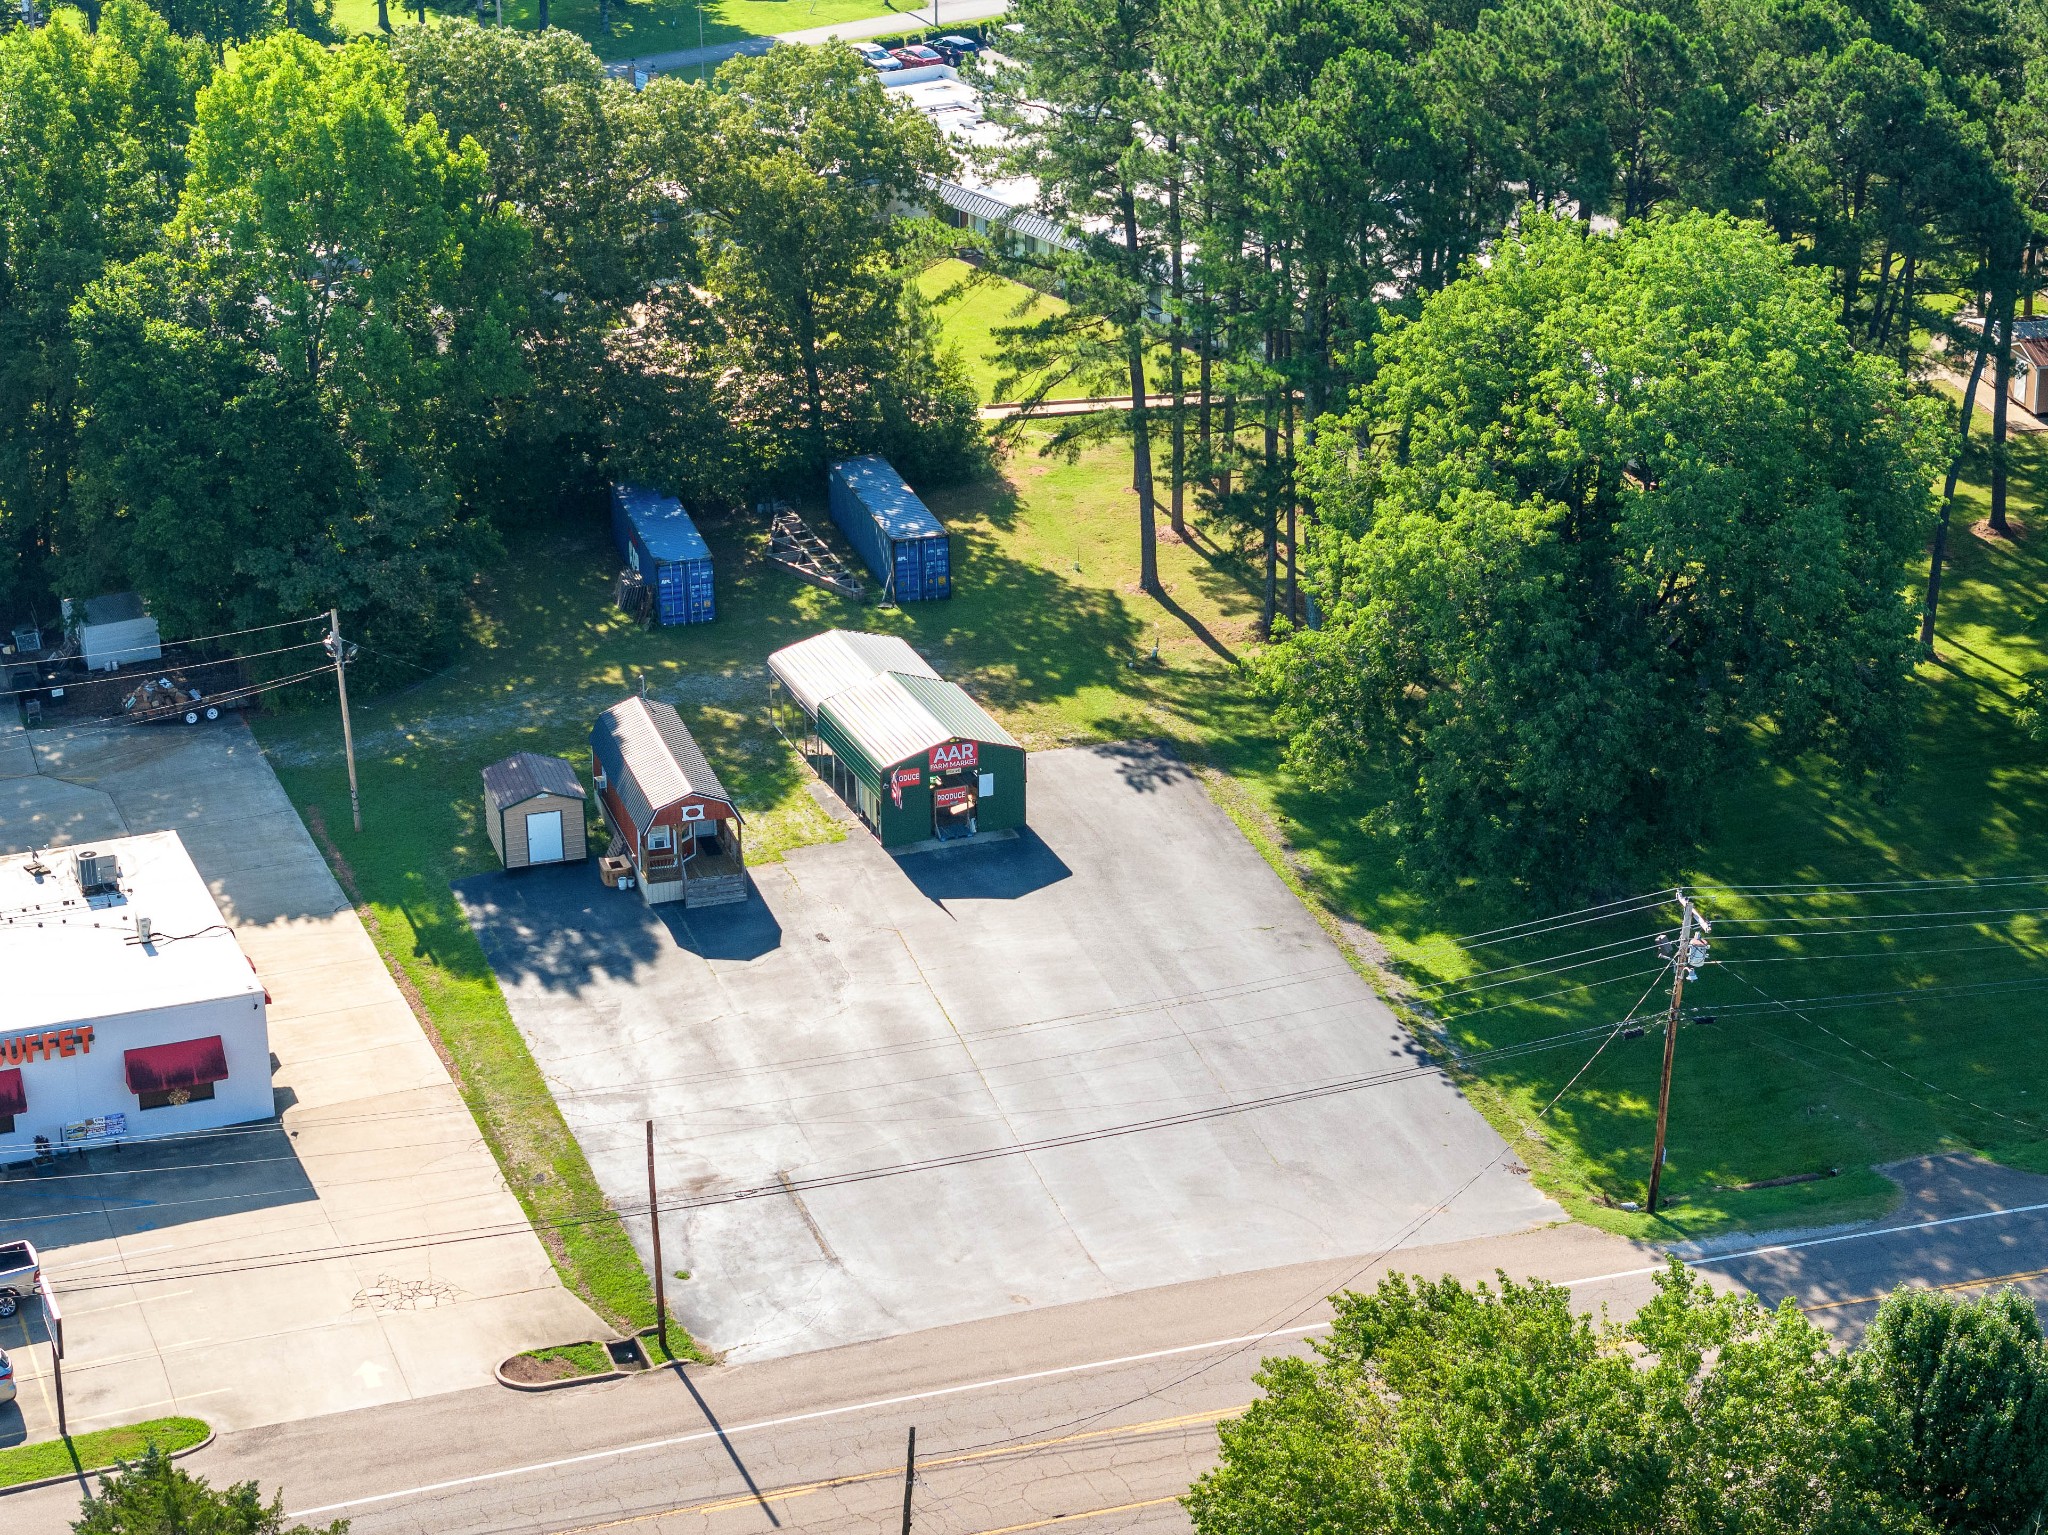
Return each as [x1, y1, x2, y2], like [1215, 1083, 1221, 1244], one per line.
[460, 742, 1558, 1361]
[0, 717, 600, 1447]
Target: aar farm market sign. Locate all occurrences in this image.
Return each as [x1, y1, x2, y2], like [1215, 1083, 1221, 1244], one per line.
[928, 741, 978, 772]
[2, 1025, 97, 1066]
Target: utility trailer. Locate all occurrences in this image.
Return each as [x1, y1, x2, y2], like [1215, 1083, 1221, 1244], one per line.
[121, 670, 245, 726]
[762, 500, 866, 601]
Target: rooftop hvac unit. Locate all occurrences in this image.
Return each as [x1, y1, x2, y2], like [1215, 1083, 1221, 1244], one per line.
[74, 849, 122, 896]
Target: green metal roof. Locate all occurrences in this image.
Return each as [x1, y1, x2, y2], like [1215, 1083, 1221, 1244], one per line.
[817, 671, 1021, 773]
[888, 671, 1021, 751]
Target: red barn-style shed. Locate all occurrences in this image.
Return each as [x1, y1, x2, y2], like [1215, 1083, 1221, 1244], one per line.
[590, 696, 746, 908]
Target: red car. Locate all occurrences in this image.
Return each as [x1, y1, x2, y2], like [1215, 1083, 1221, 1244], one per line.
[891, 45, 946, 67]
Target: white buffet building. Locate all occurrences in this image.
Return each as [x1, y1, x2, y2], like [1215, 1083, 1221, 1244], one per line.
[0, 831, 271, 1157]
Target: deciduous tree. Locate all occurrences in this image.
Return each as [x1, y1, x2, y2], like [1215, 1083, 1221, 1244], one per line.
[0, 0, 209, 616]
[1257, 211, 1945, 895]
[70, 32, 528, 662]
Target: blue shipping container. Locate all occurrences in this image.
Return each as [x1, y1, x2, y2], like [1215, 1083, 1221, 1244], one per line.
[611, 484, 715, 626]
[828, 457, 952, 602]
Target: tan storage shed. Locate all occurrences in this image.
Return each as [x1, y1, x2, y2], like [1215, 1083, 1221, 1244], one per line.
[482, 752, 589, 869]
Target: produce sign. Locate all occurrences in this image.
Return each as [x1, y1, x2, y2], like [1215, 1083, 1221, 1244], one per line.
[933, 786, 972, 808]
[892, 766, 922, 788]
[929, 741, 978, 771]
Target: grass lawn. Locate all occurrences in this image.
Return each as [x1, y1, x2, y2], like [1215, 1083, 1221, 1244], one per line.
[326, 0, 939, 62]
[1209, 426, 2048, 1242]
[918, 259, 1185, 408]
[256, 400, 2048, 1278]
[919, 259, 1072, 406]
[0, 1418, 209, 1490]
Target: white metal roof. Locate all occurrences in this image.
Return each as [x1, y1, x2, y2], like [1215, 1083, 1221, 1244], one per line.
[0, 831, 262, 1033]
[767, 630, 940, 715]
[818, 672, 957, 768]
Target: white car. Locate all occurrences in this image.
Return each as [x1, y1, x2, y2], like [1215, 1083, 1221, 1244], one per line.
[852, 40, 903, 70]
[0, 1347, 14, 1405]
[0, 1239, 38, 1319]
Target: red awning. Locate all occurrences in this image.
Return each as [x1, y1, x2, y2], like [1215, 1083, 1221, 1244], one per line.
[124, 1037, 229, 1095]
[0, 1069, 22, 1117]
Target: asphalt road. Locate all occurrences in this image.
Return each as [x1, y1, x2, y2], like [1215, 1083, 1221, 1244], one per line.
[12, 1153, 2048, 1535]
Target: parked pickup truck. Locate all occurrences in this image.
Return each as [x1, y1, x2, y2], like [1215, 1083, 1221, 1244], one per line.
[0, 1239, 39, 1318]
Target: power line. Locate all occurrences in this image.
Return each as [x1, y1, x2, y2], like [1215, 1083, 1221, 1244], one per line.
[1452, 890, 1674, 947]
[1722, 969, 2048, 1139]
[1711, 902, 2048, 929]
[5, 964, 1369, 1159]
[1700, 974, 2048, 1017]
[1713, 915, 2048, 944]
[1419, 934, 1667, 1005]
[79, 665, 336, 725]
[931, 965, 1675, 1485]
[1692, 874, 2048, 897]
[0, 616, 329, 702]
[1416, 927, 1670, 996]
[34, 1021, 1651, 1294]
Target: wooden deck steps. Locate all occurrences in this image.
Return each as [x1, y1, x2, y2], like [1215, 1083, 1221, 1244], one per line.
[682, 871, 748, 908]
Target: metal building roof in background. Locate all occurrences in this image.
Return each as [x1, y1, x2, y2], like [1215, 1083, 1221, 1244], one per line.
[613, 485, 712, 564]
[767, 630, 940, 715]
[482, 751, 583, 811]
[592, 696, 736, 836]
[831, 458, 948, 541]
[929, 181, 1074, 252]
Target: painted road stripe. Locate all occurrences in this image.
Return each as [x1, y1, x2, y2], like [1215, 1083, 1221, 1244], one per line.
[289, 1332, 1316, 1518]
[962, 1496, 1186, 1535]
[290, 1196, 2048, 1520]
[542, 1408, 1240, 1535]
[1562, 1196, 2048, 1289]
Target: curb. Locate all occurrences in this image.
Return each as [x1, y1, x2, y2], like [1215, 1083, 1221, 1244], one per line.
[0, 1427, 215, 1499]
[493, 1359, 626, 1392]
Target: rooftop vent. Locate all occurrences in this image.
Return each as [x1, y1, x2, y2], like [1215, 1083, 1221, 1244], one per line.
[75, 849, 122, 897]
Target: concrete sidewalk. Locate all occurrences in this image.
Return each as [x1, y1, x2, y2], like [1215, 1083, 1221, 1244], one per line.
[616, 0, 1008, 75]
[0, 718, 600, 1447]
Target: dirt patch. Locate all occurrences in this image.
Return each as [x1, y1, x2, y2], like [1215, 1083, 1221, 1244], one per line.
[500, 1353, 590, 1384]
[1971, 516, 2029, 542]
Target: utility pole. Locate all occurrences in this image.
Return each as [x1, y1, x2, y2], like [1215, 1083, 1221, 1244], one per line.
[646, 1119, 669, 1360]
[1646, 891, 1709, 1215]
[324, 609, 362, 833]
[38, 1272, 64, 1441]
[900, 1426, 917, 1535]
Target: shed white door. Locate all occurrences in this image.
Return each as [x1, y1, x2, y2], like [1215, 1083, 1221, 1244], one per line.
[526, 810, 565, 864]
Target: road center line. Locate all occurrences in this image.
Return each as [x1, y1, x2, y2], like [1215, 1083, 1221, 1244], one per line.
[542, 1408, 1240, 1535]
[290, 1197, 2048, 1521]
[1562, 1197, 2048, 1288]
[288, 1329, 1320, 1518]
[964, 1495, 1186, 1535]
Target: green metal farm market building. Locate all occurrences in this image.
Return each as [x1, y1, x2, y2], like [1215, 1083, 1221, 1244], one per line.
[767, 630, 1026, 848]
